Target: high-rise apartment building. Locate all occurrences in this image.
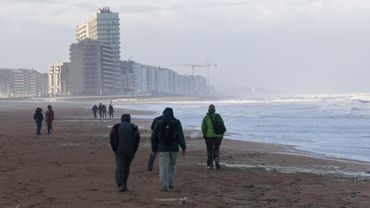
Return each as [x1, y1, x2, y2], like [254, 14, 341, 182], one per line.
[76, 7, 120, 94]
[69, 39, 115, 96]
[48, 62, 70, 96]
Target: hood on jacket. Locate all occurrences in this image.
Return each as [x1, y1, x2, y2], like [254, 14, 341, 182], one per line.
[121, 113, 131, 122]
[208, 104, 216, 113]
[162, 107, 174, 119]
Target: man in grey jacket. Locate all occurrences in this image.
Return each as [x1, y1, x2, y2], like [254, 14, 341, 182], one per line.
[110, 114, 140, 192]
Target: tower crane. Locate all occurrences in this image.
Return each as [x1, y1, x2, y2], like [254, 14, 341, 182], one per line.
[172, 61, 217, 85]
[172, 64, 202, 76]
[203, 62, 217, 85]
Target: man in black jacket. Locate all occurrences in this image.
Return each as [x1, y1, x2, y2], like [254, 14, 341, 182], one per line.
[110, 114, 140, 192]
[151, 108, 186, 191]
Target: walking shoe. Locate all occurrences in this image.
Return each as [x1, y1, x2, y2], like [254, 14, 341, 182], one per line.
[169, 185, 174, 189]
[119, 185, 128, 192]
[215, 162, 220, 170]
[161, 188, 169, 192]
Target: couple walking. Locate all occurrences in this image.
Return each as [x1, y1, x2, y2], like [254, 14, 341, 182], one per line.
[33, 105, 55, 136]
[109, 104, 225, 192]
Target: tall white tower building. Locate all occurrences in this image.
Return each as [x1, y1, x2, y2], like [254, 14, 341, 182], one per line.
[75, 7, 121, 94]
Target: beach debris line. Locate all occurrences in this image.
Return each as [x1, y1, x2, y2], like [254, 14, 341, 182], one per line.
[154, 197, 191, 205]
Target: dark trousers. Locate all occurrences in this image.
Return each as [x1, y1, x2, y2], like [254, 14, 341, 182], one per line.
[36, 122, 42, 135]
[115, 153, 134, 187]
[47, 124, 52, 135]
[205, 137, 222, 167]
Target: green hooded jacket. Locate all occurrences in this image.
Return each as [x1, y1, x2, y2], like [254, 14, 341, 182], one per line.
[201, 112, 224, 138]
[151, 108, 186, 152]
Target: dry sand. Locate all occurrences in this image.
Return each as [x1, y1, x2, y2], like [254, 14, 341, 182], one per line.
[1, 100, 370, 208]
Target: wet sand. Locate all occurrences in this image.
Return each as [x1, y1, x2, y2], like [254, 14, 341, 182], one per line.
[1, 100, 370, 208]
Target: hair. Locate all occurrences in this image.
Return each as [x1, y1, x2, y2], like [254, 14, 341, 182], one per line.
[208, 104, 216, 113]
[47, 105, 52, 110]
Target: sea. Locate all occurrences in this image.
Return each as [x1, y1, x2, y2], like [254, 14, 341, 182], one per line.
[115, 94, 370, 163]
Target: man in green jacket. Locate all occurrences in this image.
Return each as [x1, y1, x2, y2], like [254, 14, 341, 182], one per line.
[201, 104, 225, 170]
[151, 107, 186, 191]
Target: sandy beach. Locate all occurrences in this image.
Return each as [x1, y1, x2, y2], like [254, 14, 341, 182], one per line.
[1, 99, 370, 208]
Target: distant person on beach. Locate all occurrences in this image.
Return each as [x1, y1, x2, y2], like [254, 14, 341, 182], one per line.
[108, 104, 114, 119]
[151, 107, 186, 191]
[33, 107, 43, 136]
[102, 104, 107, 118]
[147, 111, 165, 171]
[201, 104, 226, 170]
[45, 105, 55, 135]
[92, 105, 98, 118]
[98, 103, 103, 118]
[110, 114, 140, 192]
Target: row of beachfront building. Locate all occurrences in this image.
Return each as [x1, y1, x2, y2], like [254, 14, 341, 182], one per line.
[0, 60, 210, 98]
[0, 8, 212, 98]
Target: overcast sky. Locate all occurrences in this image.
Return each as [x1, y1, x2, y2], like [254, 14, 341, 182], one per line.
[1, 0, 370, 94]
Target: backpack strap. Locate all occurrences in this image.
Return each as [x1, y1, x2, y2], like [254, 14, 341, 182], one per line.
[209, 113, 217, 129]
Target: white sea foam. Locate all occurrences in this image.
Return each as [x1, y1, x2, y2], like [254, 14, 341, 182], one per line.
[115, 94, 370, 163]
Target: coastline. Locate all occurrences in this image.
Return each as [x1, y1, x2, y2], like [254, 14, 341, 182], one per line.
[1, 99, 370, 207]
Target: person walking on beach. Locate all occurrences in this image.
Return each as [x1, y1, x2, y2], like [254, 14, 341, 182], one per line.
[98, 103, 103, 118]
[110, 114, 140, 192]
[33, 107, 43, 136]
[151, 107, 186, 191]
[201, 104, 226, 170]
[108, 104, 114, 119]
[102, 104, 107, 118]
[45, 105, 55, 135]
[92, 104, 98, 118]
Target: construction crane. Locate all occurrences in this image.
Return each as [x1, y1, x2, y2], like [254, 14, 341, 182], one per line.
[172, 61, 217, 85]
[204, 62, 217, 85]
[172, 64, 203, 76]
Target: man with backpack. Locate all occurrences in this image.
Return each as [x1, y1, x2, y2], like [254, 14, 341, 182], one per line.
[110, 114, 140, 192]
[151, 107, 186, 192]
[201, 104, 226, 170]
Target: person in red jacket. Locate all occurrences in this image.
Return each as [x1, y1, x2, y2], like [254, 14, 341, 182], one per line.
[45, 105, 54, 135]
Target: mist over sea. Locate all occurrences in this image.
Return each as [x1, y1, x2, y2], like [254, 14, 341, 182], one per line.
[116, 94, 370, 163]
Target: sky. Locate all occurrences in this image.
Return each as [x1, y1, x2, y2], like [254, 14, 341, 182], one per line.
[1, 0, 370, 94]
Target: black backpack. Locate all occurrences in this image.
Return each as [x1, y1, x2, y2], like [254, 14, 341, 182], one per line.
[210, 114, 226, 134]
[158, 118, 177, 144]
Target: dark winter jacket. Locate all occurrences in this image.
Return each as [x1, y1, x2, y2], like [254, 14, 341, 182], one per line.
[151, 115, 162, 130]
[110, 115, 140, 155]
[33, 108, 43, 124]
[151, 108, 186, 153]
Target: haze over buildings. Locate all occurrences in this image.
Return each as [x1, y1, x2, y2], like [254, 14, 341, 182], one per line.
[65, 7, 209, 97]
[0, 7, 209, 98]
[1, 1, 370, 94]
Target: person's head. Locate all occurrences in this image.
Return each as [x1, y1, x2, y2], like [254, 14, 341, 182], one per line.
[47, 105, 52, 111]
[208, 104, 216, 113]
[162, 107, 174, 118]
[36, 107, 42, 112]
[121, 114, 131, 122]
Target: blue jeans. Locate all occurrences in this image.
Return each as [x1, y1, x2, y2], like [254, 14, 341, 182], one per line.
[115, 153, 134, 187]
[159, 152, 177, 190]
